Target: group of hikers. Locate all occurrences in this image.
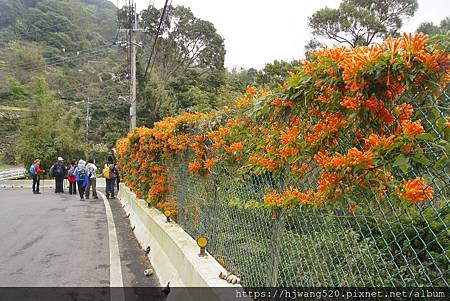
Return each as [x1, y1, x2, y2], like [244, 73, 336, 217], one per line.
[29, 156, 120, 201]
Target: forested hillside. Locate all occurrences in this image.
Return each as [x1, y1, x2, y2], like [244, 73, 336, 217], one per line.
[0, 0, 297, 168]
[0, 0, 131, 166]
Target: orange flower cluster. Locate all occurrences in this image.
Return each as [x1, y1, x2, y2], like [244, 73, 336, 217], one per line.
[264, 188, 315, 207]
[396, 177, 434, 204]
[363, 134, 395, 151]
[401, 120, 425, 137]
[188, 161, 202, 173]
[315, 148, 374, 171]
[117, 34, 448, 213]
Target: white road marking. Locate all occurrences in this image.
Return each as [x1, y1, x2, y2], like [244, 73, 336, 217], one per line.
[98, 191, 125, 300]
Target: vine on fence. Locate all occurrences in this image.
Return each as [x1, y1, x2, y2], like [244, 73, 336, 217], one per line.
[117, 33, 450, 216]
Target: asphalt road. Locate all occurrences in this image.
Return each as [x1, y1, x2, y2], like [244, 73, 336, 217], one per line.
[0, 188, 160, 293]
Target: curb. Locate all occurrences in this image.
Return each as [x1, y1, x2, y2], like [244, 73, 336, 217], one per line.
[118, 184, 243, 300]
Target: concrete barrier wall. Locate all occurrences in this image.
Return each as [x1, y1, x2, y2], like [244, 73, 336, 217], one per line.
[117, 184, 242, 300]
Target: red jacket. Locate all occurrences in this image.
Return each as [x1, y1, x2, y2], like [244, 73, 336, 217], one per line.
[32, 162, 44, 173]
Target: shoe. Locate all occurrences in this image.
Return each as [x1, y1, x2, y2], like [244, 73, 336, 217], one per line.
[36, 192, 41, 194]
[33, 191, 36, 194]
[93, 196, 99, 199]
[80, 198, 84, 201]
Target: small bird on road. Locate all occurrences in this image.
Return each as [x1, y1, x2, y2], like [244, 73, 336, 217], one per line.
[161, 282, 170, 297]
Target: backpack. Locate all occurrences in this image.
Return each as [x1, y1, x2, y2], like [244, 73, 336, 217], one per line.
[68, 166, 75, 177]
[103, 164, 110, 179]
[78, 166, 86, 180]
[29, 164, 36, 176]
[109, 165, 117, 179]
[53, 164, 64, 177]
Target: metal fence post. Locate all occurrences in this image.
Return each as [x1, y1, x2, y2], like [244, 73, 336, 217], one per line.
[266, 208, 285, 287]
[266, 163, 289, 286]
[176, 151, 189, 227]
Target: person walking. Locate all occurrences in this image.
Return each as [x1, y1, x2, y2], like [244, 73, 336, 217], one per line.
[30, 159, 45, 194]
[51, 157, 66, 193]
[104, 156, 117, 199]
[85, 158, 98, 199]
[67, 160, 77, 195]
[74, 159, 88, 201]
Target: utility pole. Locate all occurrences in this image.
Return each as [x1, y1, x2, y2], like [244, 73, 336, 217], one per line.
[118, 1, 145, 130]
[130, 1, 137, 129]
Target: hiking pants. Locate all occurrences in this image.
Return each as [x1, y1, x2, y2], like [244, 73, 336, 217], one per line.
[32, 174, 40, 193]
[69, 182, 77, 194]
[85, 177, 97, 199]
[77, 180, 85, 199]
[106, 178, 115, 198]
[55, 176, 64, 193]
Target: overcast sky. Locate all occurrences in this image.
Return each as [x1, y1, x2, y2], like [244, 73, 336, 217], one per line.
[110, 0, 450, 70]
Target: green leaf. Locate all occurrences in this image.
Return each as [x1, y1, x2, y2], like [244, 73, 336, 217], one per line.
[436, 118, 447, 131]
[411, 153, 431, 165]
[434, 156, 448, 170]
[393, 154, 410, 174]
[415, 133, 434, 141]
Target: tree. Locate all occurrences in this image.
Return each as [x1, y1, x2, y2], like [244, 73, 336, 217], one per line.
[308, 0, 418, 48]
[417, 17, 450, 36]
[0, 0, 22, 28]
[16, 77, 86, 169]
[139, 5, 225, 81]
[255, 60, 302, 87]
[131, 4, 227, 126]
[0, 0, 129, 159]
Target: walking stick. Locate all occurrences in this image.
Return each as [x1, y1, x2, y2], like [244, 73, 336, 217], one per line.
[41, 171, 44, 194]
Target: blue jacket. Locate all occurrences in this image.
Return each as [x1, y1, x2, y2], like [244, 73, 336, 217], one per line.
[74, 164, 89, 187]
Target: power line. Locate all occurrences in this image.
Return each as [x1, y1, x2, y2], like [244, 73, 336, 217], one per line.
[0, 19, 73, 44]
[1, 18, 121, 71]
[1, 43, 117, 72]
[147, 0, 173, 80]
[143, 0, 170, 81]
[1, 45, 128, 98]
[2, 25, 123, 72]
[0, 47, 118, 75]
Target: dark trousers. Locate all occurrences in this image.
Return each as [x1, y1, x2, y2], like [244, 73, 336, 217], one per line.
[116, 176, 120, 192]
[69, 182, 77, 194]
[106, 178, 116, 198]
[32, 175, 40, 193]
[85, 177, 97, 199]
[77, 180, 85, 199]
[55, 176, 64, 193]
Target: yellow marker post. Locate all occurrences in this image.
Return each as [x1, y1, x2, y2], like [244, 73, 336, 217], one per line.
[164, 210, 171, 222]
[197, 235, 208, 256]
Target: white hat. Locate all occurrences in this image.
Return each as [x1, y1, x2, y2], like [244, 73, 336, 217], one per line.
[58, 157, 64, 161]
[79, 159, 86, 165]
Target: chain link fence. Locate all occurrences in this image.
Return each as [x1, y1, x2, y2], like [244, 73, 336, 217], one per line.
[164, 82, 449, 287]
[117, 39, 450, 288]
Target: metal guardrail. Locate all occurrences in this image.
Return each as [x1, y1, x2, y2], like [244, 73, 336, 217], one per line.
[0, 168, 26, 181]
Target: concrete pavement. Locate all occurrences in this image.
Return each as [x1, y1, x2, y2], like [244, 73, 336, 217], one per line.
[0, 188, 159, 291]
